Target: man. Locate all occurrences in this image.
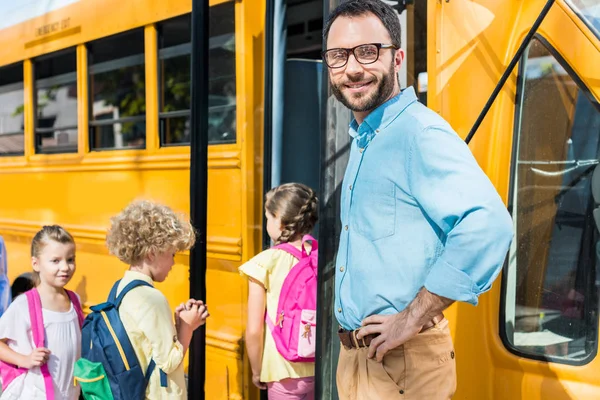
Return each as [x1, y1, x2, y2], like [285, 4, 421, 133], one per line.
[323, 1, 513, 399]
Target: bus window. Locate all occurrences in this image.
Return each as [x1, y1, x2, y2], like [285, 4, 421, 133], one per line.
[566, 0, 600, 38]
[206, 2, 236, 145]
[158, 14, 191, 146]
[88, 29, 146, 150]
[34, 50, 78, 154]
[503, 37, 600, 364]
[158, 3, 236, 147]
[0, 63, 24, 156]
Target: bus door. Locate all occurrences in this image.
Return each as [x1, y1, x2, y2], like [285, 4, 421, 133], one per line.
[431, 0, 600, 398]
[264, 0, 323, 238]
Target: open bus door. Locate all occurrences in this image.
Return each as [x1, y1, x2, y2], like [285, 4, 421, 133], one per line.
[430, 0, 600, 398]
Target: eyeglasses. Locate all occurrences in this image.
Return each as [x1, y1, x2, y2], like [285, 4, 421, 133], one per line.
[322, 43, 398, 69]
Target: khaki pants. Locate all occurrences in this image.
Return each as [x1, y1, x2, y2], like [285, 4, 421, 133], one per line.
[336, 319, 457, 400]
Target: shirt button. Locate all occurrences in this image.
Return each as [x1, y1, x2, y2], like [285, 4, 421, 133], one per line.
[338, 308, 342, 313]
[344, 225, 348, 231]
[340, 266, 345, 272]
[376, 129, 380, 133]
[359, 148, 364, 153]
[349, 184, 352, 190]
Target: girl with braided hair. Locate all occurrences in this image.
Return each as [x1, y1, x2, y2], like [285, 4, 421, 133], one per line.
[239, 182, 318, 399]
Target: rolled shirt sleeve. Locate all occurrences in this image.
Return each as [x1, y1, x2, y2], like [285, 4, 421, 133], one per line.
[408, 125, 514, 304]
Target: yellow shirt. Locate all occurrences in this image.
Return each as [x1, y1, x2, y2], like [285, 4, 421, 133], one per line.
[117, 271, 186, 399]
[239, 248, 315, 382]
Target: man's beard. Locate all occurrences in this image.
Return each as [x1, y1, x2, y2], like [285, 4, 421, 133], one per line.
[331, 61, 396, 113]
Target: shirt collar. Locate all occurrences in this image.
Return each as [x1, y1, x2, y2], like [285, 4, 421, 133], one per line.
[349, 86, 418, 148]
[124, 270, 155, 286]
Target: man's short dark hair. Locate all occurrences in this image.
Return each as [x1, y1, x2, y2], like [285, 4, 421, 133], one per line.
[323, 0, 401, 48]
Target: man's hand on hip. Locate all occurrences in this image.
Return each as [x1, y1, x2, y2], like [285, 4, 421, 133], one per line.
[356, 287, 454, 362]
[356, 310, 422, 362]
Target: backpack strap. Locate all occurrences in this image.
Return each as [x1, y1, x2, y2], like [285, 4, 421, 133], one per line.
[302, 234, 318, 253]
[25, 289, 55, 400]
[274, 235, 318, 259]
[109, 279, 153, 308]
[66, 290, 84, 328]
[107, 279, 121, 303]
[265, 311, 277, 331]
[108, 279, 168, 388]
[273, 243, 303, 260]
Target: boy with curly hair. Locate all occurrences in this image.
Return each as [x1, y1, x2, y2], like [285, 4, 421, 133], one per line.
[106, 200, 209, 399]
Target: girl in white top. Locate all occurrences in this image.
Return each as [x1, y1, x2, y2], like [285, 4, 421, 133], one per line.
[0, 225, 81, 399]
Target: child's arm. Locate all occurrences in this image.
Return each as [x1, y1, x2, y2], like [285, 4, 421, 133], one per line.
[245, 277, 266, 390]
[0, 339, 50, 369]
[124, 291, 207, 375]
[176, 303, 208, 356]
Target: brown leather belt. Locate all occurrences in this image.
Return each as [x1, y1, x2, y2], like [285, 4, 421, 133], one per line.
[338, 313, 444, 350]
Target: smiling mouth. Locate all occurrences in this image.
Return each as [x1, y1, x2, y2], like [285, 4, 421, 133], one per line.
[345, 81, 372, 90]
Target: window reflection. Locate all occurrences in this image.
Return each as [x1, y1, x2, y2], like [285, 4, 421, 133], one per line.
[35, 50, 78, 154]
[89, 29, 146, 150]
[0, 63, 24, 156]
[504, 38, 600, 363]
[158, 2, 236, 146]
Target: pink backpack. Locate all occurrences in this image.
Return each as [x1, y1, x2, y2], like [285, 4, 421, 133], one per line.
[266, 234, 318, 362]
[0, 288, 84, 399]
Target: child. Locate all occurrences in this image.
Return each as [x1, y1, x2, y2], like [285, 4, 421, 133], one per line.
[105, 200, 209, 399]
[11, 273, 35, 300]
[240, 183, 318, 399]
[0, 225, 83, 399]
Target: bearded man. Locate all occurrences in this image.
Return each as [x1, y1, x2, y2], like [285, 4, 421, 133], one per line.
[322, 1, 514, 399]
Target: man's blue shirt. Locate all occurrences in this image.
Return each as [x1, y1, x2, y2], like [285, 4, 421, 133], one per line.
[335, 87, 514, 330]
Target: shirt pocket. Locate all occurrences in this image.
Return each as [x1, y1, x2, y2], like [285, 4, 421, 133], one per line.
[351, 180, 396, 241]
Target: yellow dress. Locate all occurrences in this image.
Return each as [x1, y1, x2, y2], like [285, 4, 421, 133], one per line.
[239, 248, 315, 382]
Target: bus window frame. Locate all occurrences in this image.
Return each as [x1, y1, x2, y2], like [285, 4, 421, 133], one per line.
[157, 6, 238, 148]
[157, 32, 192, 148]
[564, 0, 600, 40]
[0, 79, 25, 157]
[500, 33, 600, 367]
[33, 48, 78, 155]
[87, 29, 147, 152]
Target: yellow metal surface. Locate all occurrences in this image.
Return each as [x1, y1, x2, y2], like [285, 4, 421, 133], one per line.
[430, 0, 600, 399]
[144, 24, 160, 153]
[0, 0, 263, 398]
[76, 44, 89, 154]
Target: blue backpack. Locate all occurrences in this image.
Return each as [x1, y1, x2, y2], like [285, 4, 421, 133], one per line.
[74, 280, 167, 400]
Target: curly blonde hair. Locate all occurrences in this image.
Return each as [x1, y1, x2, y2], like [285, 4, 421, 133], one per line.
[106, 200, 196, 265]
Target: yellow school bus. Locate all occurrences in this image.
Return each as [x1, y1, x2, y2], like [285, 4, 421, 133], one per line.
[1, 0, 600, 399]
[429, 0, 600, 398]
[0, 0, 264, 398]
